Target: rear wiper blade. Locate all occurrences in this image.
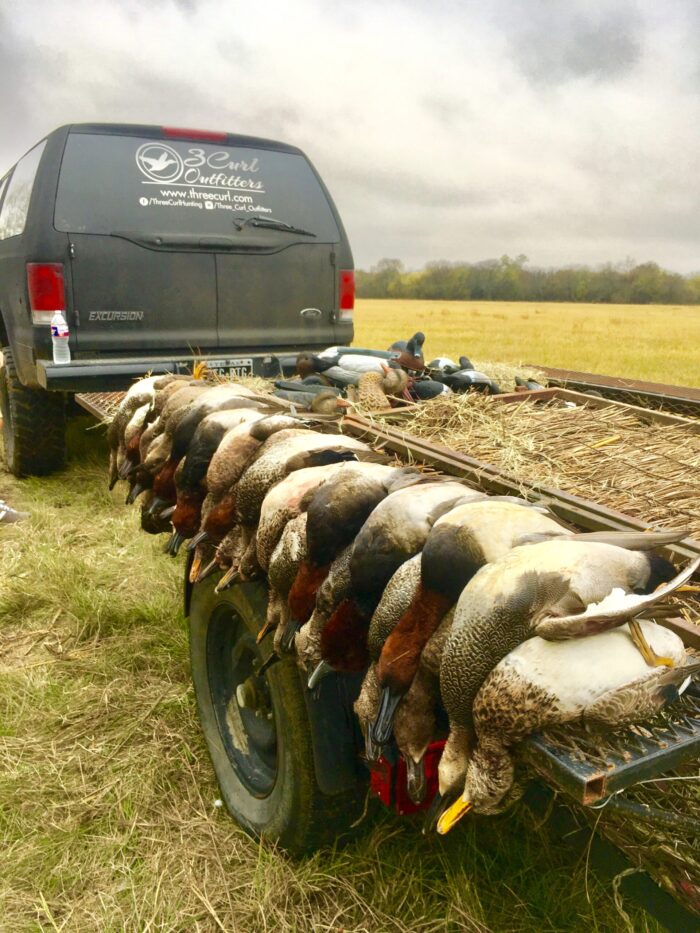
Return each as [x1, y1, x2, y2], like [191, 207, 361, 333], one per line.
[233, 215, 316, 237]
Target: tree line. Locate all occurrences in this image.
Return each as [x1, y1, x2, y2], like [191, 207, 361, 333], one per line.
[356, 256, 700, 305]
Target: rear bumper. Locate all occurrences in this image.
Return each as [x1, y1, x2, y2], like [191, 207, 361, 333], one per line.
[36, 352, 299, 392]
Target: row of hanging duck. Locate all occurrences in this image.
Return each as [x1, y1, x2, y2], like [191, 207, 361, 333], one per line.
[109, 372, 700, 834]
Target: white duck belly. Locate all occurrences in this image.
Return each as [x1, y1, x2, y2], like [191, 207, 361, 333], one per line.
[500, 621, 687, 713]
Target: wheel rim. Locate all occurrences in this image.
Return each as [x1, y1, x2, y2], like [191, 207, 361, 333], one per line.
[206, 604, 278, 797]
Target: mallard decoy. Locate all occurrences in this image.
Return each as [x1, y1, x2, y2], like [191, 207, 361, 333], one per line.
[437, 621, 699, 832]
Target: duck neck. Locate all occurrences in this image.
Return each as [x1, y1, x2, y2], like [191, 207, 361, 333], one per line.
[465, 736, 513, 814]
[288, 560, 331, 624]
[377, 585, 453, 693]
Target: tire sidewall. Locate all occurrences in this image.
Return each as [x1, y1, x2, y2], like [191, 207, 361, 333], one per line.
[189, 576, 320, 850]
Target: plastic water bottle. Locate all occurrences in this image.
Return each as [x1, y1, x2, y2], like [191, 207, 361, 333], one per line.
[50, 311, 71, 365]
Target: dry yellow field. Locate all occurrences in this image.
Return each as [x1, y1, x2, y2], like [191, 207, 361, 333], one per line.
[354, 299, 700, 388]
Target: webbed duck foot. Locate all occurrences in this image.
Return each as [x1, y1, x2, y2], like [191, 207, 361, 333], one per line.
[364, 731, 384, 763]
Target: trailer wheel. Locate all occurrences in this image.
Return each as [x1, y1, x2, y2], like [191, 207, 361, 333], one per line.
[189, 575, 366, 855]
[0, 348, 66, 476]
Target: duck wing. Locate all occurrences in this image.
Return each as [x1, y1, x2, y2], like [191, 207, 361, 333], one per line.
[535, 556, 700, 639]
[583, 660, 700, 726]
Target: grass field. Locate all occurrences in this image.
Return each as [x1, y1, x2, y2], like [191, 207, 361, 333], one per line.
[3, 299, 693, 932]
[0, 424, 662, 932]
[354, 299, 700, 388]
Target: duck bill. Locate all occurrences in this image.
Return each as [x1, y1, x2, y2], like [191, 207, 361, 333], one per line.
[193, 556, 219, 584]
[436, 796, 473, 835]
[214, 565, 239, 594]
[186, 530, 209, 552]
[279, 616, 300, 653]
[158, 504, 176, 520]
[126, 482, 145, 505]
[164, 531, 185, 556]
[188, 554, 203, 583]
[370, 686, 403, 746]
[257, 652, 280, 676]
[404, 755, 427, 806]
[307, 659, 334, 690]
[256, 617, 277, 644]
[118, 460, 134, 480]
[148, 496, 170, 516]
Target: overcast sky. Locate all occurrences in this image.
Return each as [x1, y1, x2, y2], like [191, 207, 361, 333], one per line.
[2, 0, 698, 271]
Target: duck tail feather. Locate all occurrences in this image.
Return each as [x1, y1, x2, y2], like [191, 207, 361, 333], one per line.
[566, 528, 689, 550]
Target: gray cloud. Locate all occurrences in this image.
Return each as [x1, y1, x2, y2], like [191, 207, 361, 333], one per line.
[1, 0, 698, 272]
[508, 4, 643, 85]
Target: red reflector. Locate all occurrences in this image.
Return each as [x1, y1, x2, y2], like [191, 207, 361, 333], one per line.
[27, 263, 65, 324]
[339, 269, 355, 318]
[162, 127, 228, 142]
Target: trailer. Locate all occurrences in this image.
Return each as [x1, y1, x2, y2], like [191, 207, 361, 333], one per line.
[78, 382, 700, 930]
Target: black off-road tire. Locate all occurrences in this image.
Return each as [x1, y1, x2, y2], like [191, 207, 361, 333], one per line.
[0, 348, 66, 476]
[189, 575, 366, 855]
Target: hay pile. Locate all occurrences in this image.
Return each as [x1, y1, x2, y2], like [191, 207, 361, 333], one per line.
[401, 392, 700, 537]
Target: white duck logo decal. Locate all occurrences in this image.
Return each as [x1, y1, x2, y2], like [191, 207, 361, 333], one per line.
[135, 143, 184, 182]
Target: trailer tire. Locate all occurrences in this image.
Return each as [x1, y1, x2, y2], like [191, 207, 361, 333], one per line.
[189, 575, 366, 855]
[0, 347, 66, 476]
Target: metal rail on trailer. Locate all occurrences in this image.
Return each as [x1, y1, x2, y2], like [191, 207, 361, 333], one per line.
[533, 365, 700, 418]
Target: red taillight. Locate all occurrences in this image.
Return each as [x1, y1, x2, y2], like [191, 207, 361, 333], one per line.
[27, 263, 65, 325]
[339, 269, 355, 321]
[162, 127, 228, 142]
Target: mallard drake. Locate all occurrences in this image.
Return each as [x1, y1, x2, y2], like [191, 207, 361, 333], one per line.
[437, 621, 699, 832]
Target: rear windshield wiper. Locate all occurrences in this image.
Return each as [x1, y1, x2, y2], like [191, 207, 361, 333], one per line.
[233, 215, 316, 237]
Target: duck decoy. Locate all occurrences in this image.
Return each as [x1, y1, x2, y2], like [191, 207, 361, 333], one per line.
[388, 331, 425, 364]
[437, 621, 699, 832]
[409, 379, 451, 400]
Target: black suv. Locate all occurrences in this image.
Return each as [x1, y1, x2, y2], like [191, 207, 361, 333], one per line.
[0, 123, 354, 475]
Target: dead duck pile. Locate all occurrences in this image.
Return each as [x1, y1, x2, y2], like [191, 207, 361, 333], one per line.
[108, 373, 700, 840]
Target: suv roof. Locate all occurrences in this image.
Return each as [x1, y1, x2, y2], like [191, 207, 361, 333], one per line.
[60, 123, 303, 156]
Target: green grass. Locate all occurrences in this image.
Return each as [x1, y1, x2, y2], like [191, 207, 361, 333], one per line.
[354, 299, 700, 388]
[0, 419, 661, 931]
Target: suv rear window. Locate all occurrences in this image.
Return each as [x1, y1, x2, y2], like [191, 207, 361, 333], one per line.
[54, 133, 341, 242]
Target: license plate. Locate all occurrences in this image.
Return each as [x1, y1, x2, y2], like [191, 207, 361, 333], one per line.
[201, 357, 254, 378]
